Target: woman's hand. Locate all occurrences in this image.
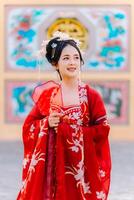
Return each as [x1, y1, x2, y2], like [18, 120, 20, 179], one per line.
[48, 112, 62, 128]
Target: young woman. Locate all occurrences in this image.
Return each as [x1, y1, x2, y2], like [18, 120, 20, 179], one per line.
[17, 32, 111, 200]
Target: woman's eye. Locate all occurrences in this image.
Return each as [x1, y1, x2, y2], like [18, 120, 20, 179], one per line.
[75, 56, 79, 59]
[63, 56, 79, 60]
[63, 57, 69, 60]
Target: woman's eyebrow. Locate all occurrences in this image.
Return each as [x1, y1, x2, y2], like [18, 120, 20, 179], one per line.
[62, 53, 79, 57]
[62, 54, 70, 57]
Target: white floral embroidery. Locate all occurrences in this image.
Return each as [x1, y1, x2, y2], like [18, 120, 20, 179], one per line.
[96, 191, 106, 200]
[29, 124, 36, 139]
[74, 166, 84, 181]
[21, 151, 45, 193]
[68, 109, 82, 136]
[29, 151, 45, 173]
[64, 85, 92, 199]
[66, 161, 91, 196]
[71, 124, 78, 130]
[70, 110, 81, 122]
[77, 118, 83, 126]
[38, 132, 45, 137]
[99, 169, 106, 178]
[30, 124, 35, 132]
[23, 154, 30, 169]
[70, 146, 79, 152]
[38, 119, 48, 137]
[66, 134, 91, 198]
[79, 88, 88, 104]
[71, 125, 80, 137]
[69, 111, 81, 120]
[83, 182, 90, 194]
[20, 118, 48, 194]
[80, 87, 87, 96]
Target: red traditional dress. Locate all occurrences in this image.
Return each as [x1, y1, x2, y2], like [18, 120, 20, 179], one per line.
[17, 80, 111, 200]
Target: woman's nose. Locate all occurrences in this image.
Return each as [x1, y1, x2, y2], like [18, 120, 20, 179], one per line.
[69, 58, 75, 65]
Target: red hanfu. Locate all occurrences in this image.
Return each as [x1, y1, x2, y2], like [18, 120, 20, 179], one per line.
[17, 80, 111, 200]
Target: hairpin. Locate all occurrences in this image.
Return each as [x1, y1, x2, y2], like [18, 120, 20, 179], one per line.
[51, 43, 57, 58]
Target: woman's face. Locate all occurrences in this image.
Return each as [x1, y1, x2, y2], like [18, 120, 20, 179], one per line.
[56, 45, 81, 80]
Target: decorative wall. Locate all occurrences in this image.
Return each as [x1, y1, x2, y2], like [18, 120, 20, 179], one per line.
[5, 80, 129, 125]
[1, 1, 133, 139]
[5, 5, 130, 71]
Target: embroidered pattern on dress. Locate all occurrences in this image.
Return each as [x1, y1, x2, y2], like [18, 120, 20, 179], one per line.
[65, 84, 91, 199]
[29, 150, 45, 173]
[21, 119, 48, 194]
[79, 87, 88, 104]
[65, 134, 91, 198]
[96, 191, 106, 200]
[21, 149, 46, 193]
[99, 169, 106, 178]
[29, 124, 35, 139]
[38, 118, 48, 137]
[30, 124, 35, 132]
[69, 110, 82, 137]
[23, 154, 30, 169]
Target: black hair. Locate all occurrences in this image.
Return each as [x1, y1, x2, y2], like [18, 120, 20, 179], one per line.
[45, 37, 84, 66]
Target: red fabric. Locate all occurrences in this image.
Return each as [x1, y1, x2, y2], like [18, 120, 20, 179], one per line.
[17, 81, 111, 200]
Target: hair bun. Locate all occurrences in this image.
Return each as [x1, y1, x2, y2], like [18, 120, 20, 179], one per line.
[37, 31, 84, 66]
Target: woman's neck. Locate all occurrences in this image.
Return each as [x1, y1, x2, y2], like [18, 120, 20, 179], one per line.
[61, 78, 79, 89]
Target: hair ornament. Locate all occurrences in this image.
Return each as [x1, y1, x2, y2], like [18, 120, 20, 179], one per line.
[36, 31, 81, 59]
[52, 31, 81, 47]
[51, 43, 57, 48]
[51, 43, 57, 58]
[36, 40, 49, 59]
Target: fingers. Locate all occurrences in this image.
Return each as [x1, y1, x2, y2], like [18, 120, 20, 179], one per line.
[51, 119, 60, 126]
[49, 112, 63, 123]
[48, 112, 63, 128]
[49, 116, 60, 124]
[48, 120, 59, 128]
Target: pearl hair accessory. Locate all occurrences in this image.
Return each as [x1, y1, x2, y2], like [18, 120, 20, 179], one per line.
[36, 31, 81, 59]
[51, 43, 57, 48]
[51, 43, 57, 58]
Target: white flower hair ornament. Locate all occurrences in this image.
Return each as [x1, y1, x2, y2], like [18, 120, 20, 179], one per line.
[36, 31, 82, 59]
[52, 31, 81, 47]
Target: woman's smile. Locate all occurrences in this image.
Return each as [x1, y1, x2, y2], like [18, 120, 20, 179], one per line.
[67, 67, 76, 72]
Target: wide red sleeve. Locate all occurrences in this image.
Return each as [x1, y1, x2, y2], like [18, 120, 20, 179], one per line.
[17, 82, 59, 200]
[22, 105, 48, 179]
[83, 85, 111, 197]
[17, 104, 49, 200]
[22, 105, 45, 155]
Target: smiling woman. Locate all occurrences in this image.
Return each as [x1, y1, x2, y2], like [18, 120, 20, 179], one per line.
[44, 32, 84, 82]
[17, 31, 111, 200]
[56, 45, 81, 79]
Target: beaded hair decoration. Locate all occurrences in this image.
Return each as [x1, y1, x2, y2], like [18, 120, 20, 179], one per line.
[37, 31, 81, 59]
